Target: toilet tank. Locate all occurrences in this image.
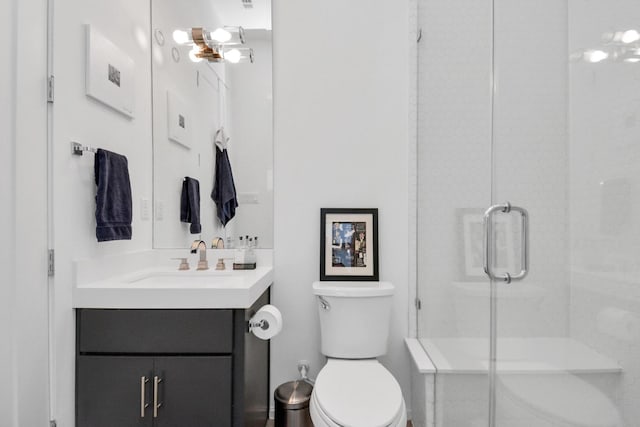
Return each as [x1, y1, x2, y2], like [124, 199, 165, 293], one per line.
[312, 281, 394, 359]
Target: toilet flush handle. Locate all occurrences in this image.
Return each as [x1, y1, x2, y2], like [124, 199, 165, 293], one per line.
[318, 296, 330, 311]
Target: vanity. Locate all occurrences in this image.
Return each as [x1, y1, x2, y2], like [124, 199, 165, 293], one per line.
[73, 252, 273, 427]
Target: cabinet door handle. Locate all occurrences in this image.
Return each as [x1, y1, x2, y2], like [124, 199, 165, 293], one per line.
[140, 376, 149, 418]
[153, 375, 163, 418]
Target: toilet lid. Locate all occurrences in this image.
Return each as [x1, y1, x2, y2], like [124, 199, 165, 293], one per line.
[314, 359, 403, 427]
[499, 373, 621, 427]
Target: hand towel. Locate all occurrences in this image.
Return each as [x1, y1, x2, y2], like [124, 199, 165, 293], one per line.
[94, 149, 133, 242]
[181, 177, 202, 234]
[211, 147, 238, 226]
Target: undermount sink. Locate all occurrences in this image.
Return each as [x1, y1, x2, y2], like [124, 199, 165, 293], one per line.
[126, 270, 239, 288]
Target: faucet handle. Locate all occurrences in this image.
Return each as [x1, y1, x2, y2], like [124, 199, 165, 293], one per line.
[171, 257, 190, 271]
[215, 257, 235, 271]
[211, 237, 225, 249]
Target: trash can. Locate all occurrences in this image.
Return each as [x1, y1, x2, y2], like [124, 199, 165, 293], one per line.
[274, 380, 313, 427]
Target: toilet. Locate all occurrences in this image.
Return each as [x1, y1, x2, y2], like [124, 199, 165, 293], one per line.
[310, 281, 406, 427]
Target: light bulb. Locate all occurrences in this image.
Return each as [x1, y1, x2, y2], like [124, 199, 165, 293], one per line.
[225, 49, 241, 63]
[189, 47, 203, 63]
[173, 29, 190, 45]
[584, 49, 608, 63]
[621, 29, 640, 44]
[210, 28, 232, 43]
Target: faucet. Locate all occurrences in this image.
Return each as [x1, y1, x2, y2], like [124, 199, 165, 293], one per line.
[190, 240, 209, 270]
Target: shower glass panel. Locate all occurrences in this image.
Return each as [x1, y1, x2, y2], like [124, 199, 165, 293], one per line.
[416, 0, 493, 425]
[418, 0, 640, 426]
[492, 0, 638, 425]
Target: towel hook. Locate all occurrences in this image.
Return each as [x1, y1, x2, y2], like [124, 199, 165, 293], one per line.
[71, 141, 97, 156]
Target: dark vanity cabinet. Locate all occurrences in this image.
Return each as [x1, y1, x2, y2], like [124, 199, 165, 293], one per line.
[76, 289, 270, 427]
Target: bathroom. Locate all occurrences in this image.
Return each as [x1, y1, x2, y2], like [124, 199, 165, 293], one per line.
[2, 0, 639, 426]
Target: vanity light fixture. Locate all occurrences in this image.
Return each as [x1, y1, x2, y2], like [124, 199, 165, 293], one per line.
[172, 26, 249, 63]
[222, 47, 254, 64]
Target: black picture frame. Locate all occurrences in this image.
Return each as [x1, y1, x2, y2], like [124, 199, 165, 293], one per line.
[320, 208, 379, 281]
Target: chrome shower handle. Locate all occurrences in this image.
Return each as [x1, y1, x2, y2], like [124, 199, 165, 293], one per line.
[483, 202, 529, 284]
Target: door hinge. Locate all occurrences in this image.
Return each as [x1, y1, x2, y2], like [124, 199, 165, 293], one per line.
[48, 249, 55, 277]
[47, 75, 54, 103]
[415, 298, 422, 310]
[50, 420, 57, 427]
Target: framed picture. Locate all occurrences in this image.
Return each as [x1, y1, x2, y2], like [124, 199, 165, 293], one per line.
[85, 25, 135, 118]
[458, 208, 515, 280]
[167, 90, 191, 148]
[320, 208, 379, 281]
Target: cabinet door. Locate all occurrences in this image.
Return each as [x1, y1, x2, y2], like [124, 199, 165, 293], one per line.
[77, 356, 153, 427]
[153, 356, 232, 427]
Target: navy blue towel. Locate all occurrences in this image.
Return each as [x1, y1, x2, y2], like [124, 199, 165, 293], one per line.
[211, 147, 238, 226]
[181, 177, 202, 234]
[94, 149, 132, 242]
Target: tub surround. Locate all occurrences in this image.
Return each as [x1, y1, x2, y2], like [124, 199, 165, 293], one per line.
[407, 337, 622, 427]
[72, 249, 273, 309]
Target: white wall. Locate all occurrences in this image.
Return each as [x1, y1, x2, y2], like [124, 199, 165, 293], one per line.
[0, 0, 50, 425]
[51, 0, 153, 424]
[271, 0, 411, 413]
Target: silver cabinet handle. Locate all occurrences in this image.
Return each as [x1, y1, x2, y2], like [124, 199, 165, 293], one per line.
[153, 375, 163, 418]
[140, 376, 149, 418]
[483, 202, 529, 284]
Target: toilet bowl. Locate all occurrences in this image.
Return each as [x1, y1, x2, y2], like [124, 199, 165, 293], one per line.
[311, 281, 406, 427]
[310, 359, 406, 427]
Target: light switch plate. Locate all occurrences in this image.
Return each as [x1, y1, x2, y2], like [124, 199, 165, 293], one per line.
[140, 198, 150, 221]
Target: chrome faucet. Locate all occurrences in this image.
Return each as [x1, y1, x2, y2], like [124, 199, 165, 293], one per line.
[190, 240, 209, 270]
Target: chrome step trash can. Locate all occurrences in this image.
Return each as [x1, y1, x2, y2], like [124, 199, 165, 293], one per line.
[274, 380, 313, 427]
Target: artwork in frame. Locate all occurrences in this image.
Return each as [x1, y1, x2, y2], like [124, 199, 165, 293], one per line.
[166, 90, 191, 148]
[85, 25, 135, 118]
[320, 208, 379, 281]
[458, 208, 515, 280]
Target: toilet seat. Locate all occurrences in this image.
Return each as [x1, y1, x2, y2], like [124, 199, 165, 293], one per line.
[311, 359, 405, 427]
[499, 373, 622, 427]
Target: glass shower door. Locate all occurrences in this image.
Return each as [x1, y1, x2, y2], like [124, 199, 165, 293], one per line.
[490, 0, 639, 425]
[416, 1, 494, 426]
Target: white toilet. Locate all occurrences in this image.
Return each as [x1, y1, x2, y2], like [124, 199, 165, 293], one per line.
[310, 281, 406, 427]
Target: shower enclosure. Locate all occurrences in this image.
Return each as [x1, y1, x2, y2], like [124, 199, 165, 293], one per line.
[416, 0, 640, 426]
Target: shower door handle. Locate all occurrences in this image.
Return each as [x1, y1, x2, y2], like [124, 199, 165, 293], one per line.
[483, 202, 529, 284]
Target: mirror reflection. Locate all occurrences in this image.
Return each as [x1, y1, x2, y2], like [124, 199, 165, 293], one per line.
[151, 0, 272, 249]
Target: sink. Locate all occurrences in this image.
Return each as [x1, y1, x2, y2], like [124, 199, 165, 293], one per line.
[73, 258, 274, 308]
[126, 270, 240, 288]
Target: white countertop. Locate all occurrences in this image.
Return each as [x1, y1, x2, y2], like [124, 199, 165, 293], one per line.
[72, 249, 273, 309]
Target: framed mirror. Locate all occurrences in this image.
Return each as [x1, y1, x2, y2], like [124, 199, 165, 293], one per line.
[151, 0, 272, 248]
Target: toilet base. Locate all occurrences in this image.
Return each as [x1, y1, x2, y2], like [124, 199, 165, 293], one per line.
[310, 390, 407, 427]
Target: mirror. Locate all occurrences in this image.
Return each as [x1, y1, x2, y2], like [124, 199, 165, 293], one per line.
[151, 0, 272, 248]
